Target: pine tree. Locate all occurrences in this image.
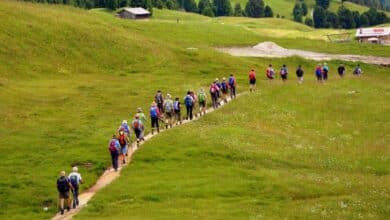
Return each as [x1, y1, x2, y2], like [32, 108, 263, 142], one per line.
[293, 3, 302, 22]
[213, 0, 232, 16]
[301, 2, 308, 16]
[264, 5, 273, 17]
[245, 0, 264, 18]
[313, 6, 326, 28]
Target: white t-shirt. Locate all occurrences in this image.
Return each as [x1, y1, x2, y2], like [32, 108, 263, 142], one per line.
[68, 172, 82, 185]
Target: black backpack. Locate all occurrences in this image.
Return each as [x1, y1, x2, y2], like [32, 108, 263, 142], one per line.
[57, 177, 70, 192]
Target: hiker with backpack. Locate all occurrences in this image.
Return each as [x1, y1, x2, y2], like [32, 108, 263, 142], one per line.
[353, 64, 362, 76]
[322, 63, 329, 81]
[68, 166, 83, 209]
[118, 128, 129, 164]
[338, 64, 345, 78]
[210, 82, 219, 109]
[57, 171, 73, 215]
[315, 64, 323, 82]
[163, 94, 174, 128]
[198, 88, 207, 116]
[248, 69, 256, 92]
[280, 64, 288, 81]
[132, 114, 144, 145]
[150, 102, 161, 134]
[228, 74, 236, 99]
[118, 120, 130, 137]
[184, 91, 194, 120]
[296, 65, 304, 84]
[155, 90, 164, 113]
[266, 64, 275, 80]
[173, 97, 181, 125]
[190, 91, 198, 117]
[220, 78, 228, 103]
[108, 134, 120, 171]
[137, 108, 147, 141]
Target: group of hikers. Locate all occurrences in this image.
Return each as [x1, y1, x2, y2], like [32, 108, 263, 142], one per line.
[249, 63, 363, 89]
[55, 73, 239, 214]
[55, 62, 363, 215]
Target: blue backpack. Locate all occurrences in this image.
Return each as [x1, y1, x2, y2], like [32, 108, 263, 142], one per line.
[150, 107, 158, 118]
[69, 174, 78, 188]
[221, 82, 227, 91]
[229, 77, 235, 86]
[121, 124, 129, 134]
[185, 95, 193, 106]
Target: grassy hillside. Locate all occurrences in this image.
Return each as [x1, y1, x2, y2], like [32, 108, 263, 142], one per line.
[0, 0, 389, 219]
[76, 70, 389, 219]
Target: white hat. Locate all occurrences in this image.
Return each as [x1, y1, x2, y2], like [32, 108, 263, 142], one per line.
[122, 120, 127, 124]
[72, 166, 78, 172]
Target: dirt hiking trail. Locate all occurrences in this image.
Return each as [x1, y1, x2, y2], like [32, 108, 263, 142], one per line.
[217, 42, 390, 66]
[52, 93, 244, 220]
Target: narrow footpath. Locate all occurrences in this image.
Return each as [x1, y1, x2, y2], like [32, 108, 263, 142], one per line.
[52, 93, 243, 220]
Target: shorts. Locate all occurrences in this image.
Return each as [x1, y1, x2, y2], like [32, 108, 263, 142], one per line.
[199, 101, 206, 108]
[267, 75, 274, 80]
[249, 79, 256, 85]
[165, 112, 172, 118]
[281, 74, 287, 80]
[59, 191, 70, 199]
[120, 144, 128, 154]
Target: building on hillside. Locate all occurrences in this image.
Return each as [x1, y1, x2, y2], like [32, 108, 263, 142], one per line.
[117, 7, 151, 20]
[355, 27, 390, 44]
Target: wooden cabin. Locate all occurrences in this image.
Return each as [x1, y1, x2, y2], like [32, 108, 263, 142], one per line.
[118, 7, 151, 20]
[355, 27, 390, 44]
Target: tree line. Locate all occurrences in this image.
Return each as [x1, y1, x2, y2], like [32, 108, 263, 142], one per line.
[292, 0, 389, 29]
[23, 0, 275, 18]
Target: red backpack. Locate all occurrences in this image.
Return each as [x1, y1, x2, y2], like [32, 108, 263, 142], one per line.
[118, 134, 126, 145]
[109, 139, 117, 153]
[133, 120, 140, 129]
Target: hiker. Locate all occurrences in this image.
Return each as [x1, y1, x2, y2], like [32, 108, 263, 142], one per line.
[68, 166, 83, 209]
[198, 88, 207, 116]
[108, 134, 120, 171]
[322, 63, 329, 81]
[118, 128, 129, 164]
[220, 77, 228, 103]
[150, 102, 160, 134]
[215, 78, 221, 99]
[337, 64, 345, 78]
[228, 74, 236, 99]
[190, 91, 198, 117]
[132, 114, 144, 144]
[296, 65, 304, 84]
[57, 171, 73, 215]
[184, 91, 194, 120]
[173, 97, 181, 125]
[155, 90, 164, 113]
[137, 108, 147, 141]
[280, 64, 288, 81]
[353, 64, 362, 76]
[210, 82, 219, 109]
[163, 94, 174, 128]
[315, 64, 323, 82]
[266, 64, 275, 80]
[248, 69, 256, 92]
[118, 120, 130, 137]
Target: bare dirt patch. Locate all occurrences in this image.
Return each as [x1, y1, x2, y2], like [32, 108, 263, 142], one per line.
[217, 42, 390, 65]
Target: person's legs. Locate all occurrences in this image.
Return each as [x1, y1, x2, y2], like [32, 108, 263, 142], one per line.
[59, 194, 64, 214]
[189, 106, 193, 120]
[186, 106, 190, 120]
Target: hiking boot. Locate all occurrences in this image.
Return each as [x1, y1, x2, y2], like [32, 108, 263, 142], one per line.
[123, 159, 126, 164]
[60, 209, 64, 215]
[67, 206, 70, 212]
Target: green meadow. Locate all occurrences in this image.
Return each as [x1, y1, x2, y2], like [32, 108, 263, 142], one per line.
[0, 0, 389, 219]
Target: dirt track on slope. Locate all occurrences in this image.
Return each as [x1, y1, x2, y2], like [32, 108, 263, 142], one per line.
[52, 93, 243, 220]
[217, 42, 390, 66]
